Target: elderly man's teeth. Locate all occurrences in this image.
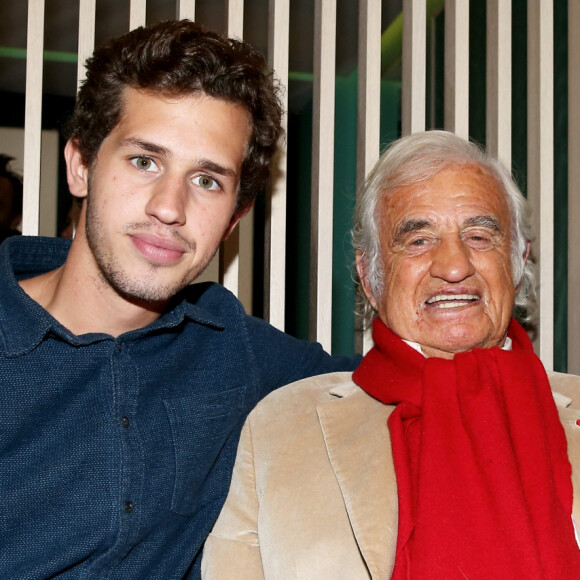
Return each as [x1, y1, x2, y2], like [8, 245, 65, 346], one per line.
[426, 294, 479, 308]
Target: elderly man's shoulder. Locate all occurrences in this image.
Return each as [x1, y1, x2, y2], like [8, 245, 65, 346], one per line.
[248, 371, 382, 422]
[549, 371, 580, 408]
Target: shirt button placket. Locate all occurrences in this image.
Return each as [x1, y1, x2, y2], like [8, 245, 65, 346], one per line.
[112, 338, 143, 556]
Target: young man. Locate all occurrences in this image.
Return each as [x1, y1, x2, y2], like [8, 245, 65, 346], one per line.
[1, 20, 357, 578]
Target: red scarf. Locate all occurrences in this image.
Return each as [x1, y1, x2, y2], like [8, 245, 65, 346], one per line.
[352, 319, 580, 579]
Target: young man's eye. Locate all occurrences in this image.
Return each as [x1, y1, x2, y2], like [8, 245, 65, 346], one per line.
[131, 156, 158, 172]
[193, 175, 220, 191]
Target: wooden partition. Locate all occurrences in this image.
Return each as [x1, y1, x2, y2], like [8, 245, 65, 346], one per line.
[17, 0, 570, 366]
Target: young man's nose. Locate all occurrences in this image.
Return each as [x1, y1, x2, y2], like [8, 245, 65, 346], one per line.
[145, 178, 187, 226]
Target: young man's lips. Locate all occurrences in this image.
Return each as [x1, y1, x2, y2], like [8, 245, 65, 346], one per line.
[130, 233, 187, 265]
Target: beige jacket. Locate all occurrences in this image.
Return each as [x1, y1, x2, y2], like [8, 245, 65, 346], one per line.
[202, 371, 580, 580]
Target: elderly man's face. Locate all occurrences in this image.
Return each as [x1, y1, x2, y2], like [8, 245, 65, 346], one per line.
[368, 164, 517, 359]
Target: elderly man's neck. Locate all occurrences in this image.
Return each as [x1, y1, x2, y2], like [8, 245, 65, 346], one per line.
[404, 336, 512, 358]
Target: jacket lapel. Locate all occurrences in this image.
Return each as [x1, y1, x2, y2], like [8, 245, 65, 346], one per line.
[317, 386, 398, 579]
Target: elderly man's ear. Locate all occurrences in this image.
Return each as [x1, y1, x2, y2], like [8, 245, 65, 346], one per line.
[355, 252, 378, 311]
[524, 241, 531, 264]
[514, 241, 532, 293]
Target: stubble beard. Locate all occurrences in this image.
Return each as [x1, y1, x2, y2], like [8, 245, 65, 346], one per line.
[84, 191, 214, 305]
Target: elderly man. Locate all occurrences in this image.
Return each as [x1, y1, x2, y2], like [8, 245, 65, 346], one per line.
[202, 131, 580, 579]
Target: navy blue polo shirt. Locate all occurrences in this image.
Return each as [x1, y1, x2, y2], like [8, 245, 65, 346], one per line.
[0, 236, 359, 579]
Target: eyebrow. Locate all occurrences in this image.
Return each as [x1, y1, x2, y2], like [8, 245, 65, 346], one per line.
[196, 160, 237, 179]
[392, 214, 504, 244]
[393, 218, 432, 243]
[463, 215, 503, 232]
[120, 138, 237, 179]
[120, 138, 171, 157]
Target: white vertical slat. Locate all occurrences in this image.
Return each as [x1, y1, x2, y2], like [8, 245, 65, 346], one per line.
[264, 0, 290, 330]
[568, 0, 580, 373]
[527, 0, 554, 368]
[486, 0, 512, 167]
[227, 0, 244, 36]
[77, 0, 96, 91]
[220, 0, 244, 300]
[402, 0, 426, 135]
[428, 16, 437, 129]
[444, 0, 469, 138]
[38, 130, 59, 237]
[22, 0, 45, 236]
[130, 0, 147, 30]
[310, 0, 336, 351]
[231, 2, 253, 313]
[355, 0, 381, 354]
[177, 0, 196, 21]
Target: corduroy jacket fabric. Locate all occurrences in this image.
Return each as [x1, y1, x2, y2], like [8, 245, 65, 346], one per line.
[0, 236, 358, 579]
[203, 370, 580, 579]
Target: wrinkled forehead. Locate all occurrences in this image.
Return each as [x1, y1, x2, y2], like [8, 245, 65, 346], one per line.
[377, 163, 511, 231]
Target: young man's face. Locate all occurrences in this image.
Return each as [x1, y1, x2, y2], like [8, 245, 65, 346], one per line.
[67, 88, 252, 305]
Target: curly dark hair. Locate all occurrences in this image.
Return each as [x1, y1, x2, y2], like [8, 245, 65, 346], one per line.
[66, 19, 283, 212]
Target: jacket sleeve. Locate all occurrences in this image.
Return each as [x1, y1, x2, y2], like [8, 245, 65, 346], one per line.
[202, 419, 265, 580]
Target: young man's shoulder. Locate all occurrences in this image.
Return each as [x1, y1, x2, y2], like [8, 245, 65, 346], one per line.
[182, 280, 243, 312]
[0, 235, 70, 280]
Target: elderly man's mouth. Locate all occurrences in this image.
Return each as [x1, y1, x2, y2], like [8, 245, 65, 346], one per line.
[425, 294, 480, 309]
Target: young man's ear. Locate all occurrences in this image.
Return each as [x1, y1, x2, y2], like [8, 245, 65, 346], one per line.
[355, 251, 378, 311]
[222, 201, 255, 241]
[64, 140, 89, 199]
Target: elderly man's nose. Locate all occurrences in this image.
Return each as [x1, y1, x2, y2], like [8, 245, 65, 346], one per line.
[429, 237, 475, 282]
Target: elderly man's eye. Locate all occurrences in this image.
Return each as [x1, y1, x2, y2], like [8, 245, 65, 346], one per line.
[193, 175, 220, 191]
[465, 233, 494, 249]
[130, 156, 158, 172]
[401, 237, 433, 254]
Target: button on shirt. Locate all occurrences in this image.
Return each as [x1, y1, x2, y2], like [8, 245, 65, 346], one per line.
[0, 236, 358, 579]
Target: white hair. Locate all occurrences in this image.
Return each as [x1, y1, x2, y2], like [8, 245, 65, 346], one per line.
[352, 130, 536, 326]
